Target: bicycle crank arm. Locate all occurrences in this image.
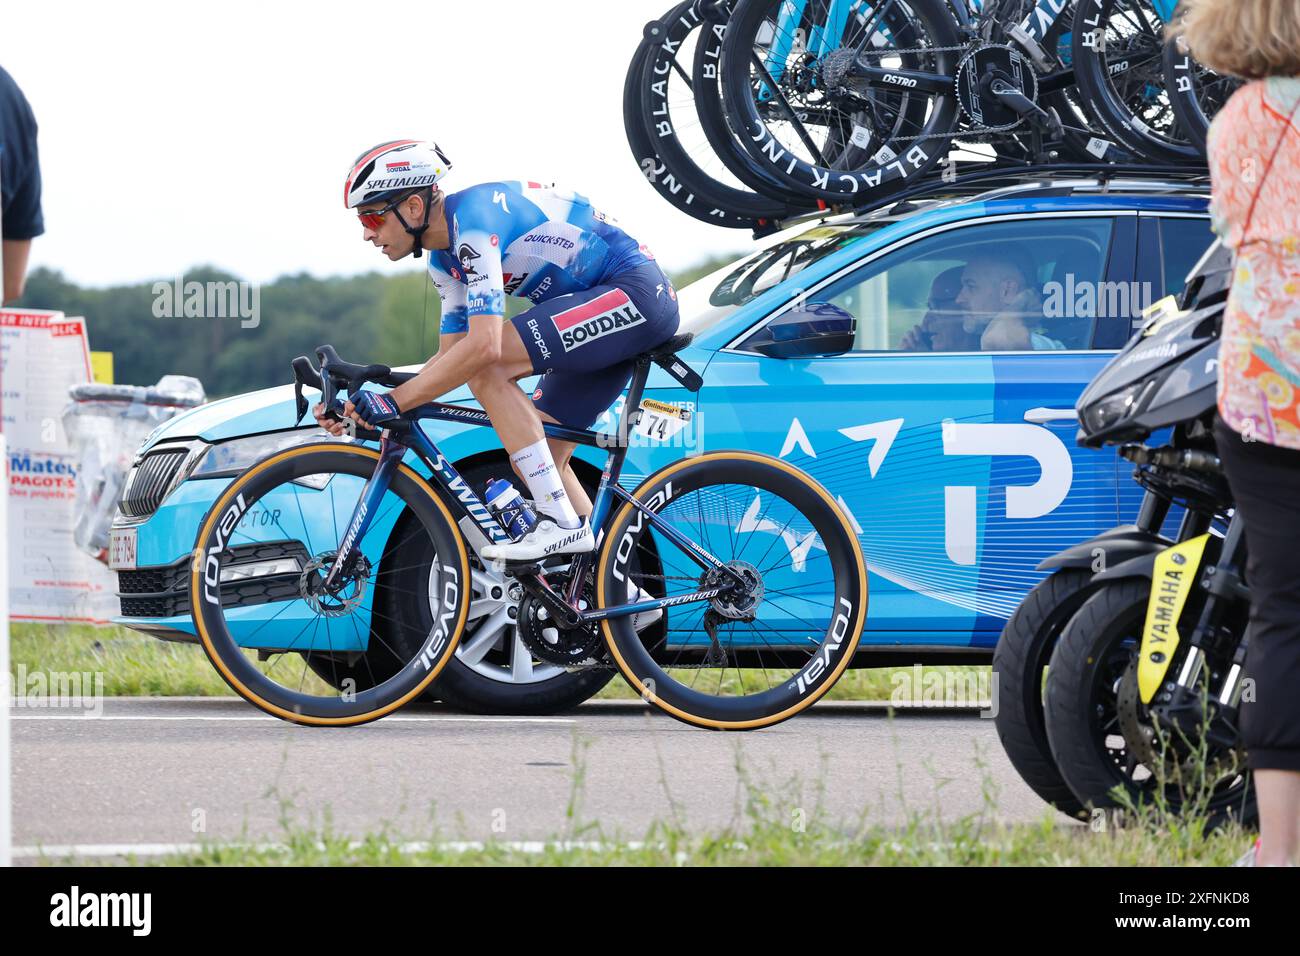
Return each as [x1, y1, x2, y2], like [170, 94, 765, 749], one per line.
[983, 80, 1063, 139]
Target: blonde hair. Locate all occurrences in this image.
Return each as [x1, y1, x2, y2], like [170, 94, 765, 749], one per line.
[1177, 0, 1300, 79]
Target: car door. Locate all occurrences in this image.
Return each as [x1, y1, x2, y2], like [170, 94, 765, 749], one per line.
[1114, 210, 1219, 526]
[700, 210, 1136, 647]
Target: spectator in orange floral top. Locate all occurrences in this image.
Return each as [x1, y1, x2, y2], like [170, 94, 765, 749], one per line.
[1183, 0, 1300, 866]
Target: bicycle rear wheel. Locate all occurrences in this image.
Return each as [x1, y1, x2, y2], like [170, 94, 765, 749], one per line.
[189, 442, 470, 726]
[1072, 0, 1202, 165]
[692, 0, 826, 206]
[596, 450, 867, 730]
[720, 0, 962, 203]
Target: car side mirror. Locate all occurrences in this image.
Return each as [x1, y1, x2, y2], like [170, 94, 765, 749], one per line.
[747, 303, 854, 358]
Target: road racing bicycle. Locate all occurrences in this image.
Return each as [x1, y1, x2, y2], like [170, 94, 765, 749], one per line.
[188, 334, 868, 729]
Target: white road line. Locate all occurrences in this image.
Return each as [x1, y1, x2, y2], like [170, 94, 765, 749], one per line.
[9, 714, 575, 723]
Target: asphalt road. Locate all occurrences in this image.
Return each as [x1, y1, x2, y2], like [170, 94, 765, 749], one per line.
[11, 697, 1067, 856]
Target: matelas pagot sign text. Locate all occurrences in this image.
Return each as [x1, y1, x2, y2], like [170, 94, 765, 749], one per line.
[1, 309, 118, 623]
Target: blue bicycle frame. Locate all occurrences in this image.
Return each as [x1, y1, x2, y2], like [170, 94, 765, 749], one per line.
[756, 0, 1082, 104]
[312, 355, 745, 629]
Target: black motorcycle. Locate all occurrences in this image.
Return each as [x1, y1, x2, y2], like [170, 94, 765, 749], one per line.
[994, 240, 1253, 828]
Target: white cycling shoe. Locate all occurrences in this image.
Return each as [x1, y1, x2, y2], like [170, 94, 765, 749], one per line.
[628, 582, 663, 632]
[480, 516, 595, 562]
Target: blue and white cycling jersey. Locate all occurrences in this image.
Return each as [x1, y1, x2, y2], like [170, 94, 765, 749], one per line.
[430, 181, 653, 334]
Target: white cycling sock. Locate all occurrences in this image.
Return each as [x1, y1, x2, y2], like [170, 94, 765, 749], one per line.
[510, 438, 581, 529]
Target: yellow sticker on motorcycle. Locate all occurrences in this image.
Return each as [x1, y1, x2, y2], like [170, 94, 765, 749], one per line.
[1140, 295, 1185, 337]
[1138, 534, 1210, 704]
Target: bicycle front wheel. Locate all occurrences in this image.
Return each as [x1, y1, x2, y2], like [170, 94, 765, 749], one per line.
[189, 442, 471, 726]
[596, 450, 867, 730]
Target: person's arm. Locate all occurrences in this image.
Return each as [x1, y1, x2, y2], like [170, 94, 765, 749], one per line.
[417, 332, 460, 373]
[979, 288, 1041, 351]
[312, 257, 469, 434]
[979, 314, 1031, 351]
[2, 239, 32, 303]
[1, 71, 43, 303]
[387, 225, 506, 409]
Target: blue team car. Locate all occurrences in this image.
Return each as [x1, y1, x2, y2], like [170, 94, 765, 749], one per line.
[109, 173, 1216, 714]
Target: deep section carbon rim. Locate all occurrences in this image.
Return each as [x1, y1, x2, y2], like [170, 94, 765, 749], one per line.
[1072, 0, 1201, 164]
[190, 443, 468, 725]
[599, 452, 866, 728]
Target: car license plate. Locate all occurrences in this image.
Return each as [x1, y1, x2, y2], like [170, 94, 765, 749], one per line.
[109, 527, 138, 570]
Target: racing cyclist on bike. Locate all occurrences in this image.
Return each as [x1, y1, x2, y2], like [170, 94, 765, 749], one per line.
[314, 140, 681, 562]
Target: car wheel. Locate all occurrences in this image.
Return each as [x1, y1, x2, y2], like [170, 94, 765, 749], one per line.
[418, 457, 615, 714]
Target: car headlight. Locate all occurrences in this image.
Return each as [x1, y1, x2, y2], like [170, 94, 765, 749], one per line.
[191, 429, 332, 477]
[1080, 379, 1157, 436]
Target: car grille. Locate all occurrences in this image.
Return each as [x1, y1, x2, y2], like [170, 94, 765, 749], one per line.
[118, 449, 191, 518]
[117, 540, 308, 618]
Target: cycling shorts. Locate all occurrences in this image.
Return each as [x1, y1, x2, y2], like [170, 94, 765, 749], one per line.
[509, 260, 680, 429]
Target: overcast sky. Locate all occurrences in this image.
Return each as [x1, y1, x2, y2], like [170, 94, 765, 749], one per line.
[2, 0, 753, 288]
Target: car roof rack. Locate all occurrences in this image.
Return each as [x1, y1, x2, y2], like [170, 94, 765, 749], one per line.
[865, 161, 1210, 213]
[758, 161, 1211, 237]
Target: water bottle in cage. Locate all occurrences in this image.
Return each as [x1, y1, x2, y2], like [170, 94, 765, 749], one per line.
[485, 477, 538, 540]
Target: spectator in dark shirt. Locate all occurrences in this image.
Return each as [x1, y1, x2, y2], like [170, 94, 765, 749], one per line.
[0, 64, 43, 304]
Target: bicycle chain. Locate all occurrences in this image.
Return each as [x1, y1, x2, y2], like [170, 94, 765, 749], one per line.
[782, 37, 1070, 146]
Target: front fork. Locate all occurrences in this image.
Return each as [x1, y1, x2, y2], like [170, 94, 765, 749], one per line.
[321, 431, 408, 591]
[1153, 516, 1250, 749]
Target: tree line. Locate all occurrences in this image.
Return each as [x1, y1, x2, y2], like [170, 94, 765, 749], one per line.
[15, 256, 730, 399]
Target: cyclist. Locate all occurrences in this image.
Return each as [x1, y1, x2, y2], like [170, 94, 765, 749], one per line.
[315, 140, 681, 561]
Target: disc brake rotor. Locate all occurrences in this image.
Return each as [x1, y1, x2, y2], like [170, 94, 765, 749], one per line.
[701, 560, 764, 620]
[1116, 663, 1246, 787]
[298, 551, 370, 617]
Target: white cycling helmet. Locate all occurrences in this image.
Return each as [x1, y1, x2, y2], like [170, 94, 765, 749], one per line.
[343, 140, 451, 208]
[343, 140, 452, 258]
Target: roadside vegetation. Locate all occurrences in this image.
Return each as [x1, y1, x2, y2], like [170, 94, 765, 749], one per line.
[10, 623, 992, 706]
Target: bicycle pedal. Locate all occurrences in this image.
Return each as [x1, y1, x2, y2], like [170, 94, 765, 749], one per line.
[503, 560, 544, 574]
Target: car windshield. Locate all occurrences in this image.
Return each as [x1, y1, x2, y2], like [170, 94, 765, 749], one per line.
[675, 219, 891, 336]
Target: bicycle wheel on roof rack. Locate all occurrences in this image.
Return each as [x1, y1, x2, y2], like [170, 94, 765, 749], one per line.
[624, 2, 812, 229]
[720, 0, 963, 204]
[1163, 26, 1241, 160]
[1071, 0, 1203, 165]
[691, 0, 829, 206]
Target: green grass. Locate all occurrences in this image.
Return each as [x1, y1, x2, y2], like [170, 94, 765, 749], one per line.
[9, 623, 233, 697]
[126, 818, 1244, 867]
[11, 623, 992, 704]
[8, 623, 340, 697]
